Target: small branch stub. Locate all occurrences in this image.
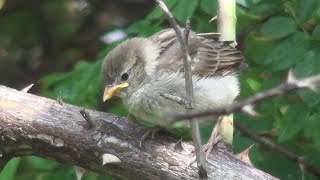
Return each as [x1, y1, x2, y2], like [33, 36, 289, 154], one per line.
[20, 84, 34, 93]
[80, 108, 95, 128]
[235, 144, 254, 166]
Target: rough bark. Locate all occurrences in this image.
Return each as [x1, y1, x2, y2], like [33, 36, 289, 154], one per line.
[0, 85, 278, 180]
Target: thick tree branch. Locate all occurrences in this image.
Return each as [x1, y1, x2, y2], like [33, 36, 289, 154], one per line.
[0, 85, 277, 179]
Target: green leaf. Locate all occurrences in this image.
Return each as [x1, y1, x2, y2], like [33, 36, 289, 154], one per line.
[294, 50, 320, 107]
[0, 158, 21, 180]
[277, 104, 309, 142]
[297, 90, 320, 107]
[246, 77, 262, 92]
[200, 0, 217, 15]
[304, 114, 320, 150]
[297, 0, 320, 21]
[254, 149, 305, 179]
[192, 13, 216, 32]
[261, 17, 297, 39]
[244, 34, 275, 64]
[24, 156, 58, 171]
[14, 157, 78, 180]
[40, 73, 69, 89]
[126, 20, 162, 37]
[264, 32, 310, 71]
[312, 25, 320, 41]
[250, 2, 281, 15]
[172, 0, 199, 22]
[237, 7, 261, 33]
[293, 51, 316, 77]
[146, 0, 178, 20]
[40, 61, 102, 108]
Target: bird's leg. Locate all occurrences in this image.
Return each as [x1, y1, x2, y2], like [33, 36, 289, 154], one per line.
[139, 126, 162, 147]
[173, 138, 192, 154]
[126, 114, 137, 124]
[203, 116, 223, 158]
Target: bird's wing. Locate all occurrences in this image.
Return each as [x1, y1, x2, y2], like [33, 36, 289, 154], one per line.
[150, 28, 247, 77]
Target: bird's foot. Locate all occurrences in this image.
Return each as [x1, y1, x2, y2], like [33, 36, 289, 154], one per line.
[203, 135, 223, 159]
[126, 114, 136, 124]
[187, 134, 222, 167]
[139, 126, 162, 147]
[203, 119, 223, 159]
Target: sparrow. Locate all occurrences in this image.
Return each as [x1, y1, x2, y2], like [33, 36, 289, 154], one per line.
[101, 28, 246, 136]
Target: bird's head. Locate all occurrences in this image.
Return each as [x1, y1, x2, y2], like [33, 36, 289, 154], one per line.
[101, 37, 160, 102]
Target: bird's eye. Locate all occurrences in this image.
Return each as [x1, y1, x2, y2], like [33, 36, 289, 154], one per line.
[120, 72, 129, 81]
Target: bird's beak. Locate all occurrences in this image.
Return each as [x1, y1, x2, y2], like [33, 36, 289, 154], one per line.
[103, 83, 129, 102]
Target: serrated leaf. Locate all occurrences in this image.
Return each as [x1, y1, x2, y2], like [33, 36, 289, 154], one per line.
[200, 0, 217, 15]
[261, 17, 297, 39]
[277, 104, 309, 142]
[264, 32, 310, 71]
[172, 0, 198, 22]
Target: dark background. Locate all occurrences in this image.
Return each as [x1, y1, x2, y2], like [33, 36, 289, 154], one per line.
[0, 0, 320, 179]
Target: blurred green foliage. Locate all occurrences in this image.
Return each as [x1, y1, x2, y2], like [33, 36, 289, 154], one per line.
[1, 0, 320, 179]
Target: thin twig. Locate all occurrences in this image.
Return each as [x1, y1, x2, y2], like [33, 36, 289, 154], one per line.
[154, 0, 207, 177]
[255, 131, 274, 138]
[169, 71, 320, 122]
[160, 93, 186, 106]
[184, 18, 192, 64]
[184, 19, 207, 178]
[234, 121, 320, 178]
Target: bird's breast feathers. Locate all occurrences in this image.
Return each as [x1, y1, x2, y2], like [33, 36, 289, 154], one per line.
[122, 71, 239, 125]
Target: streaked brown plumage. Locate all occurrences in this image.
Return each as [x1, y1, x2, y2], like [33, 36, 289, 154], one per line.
[150, 29, 246, 76]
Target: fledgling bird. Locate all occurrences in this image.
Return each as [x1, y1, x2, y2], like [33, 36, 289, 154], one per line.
[101, 28, 246, 140]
